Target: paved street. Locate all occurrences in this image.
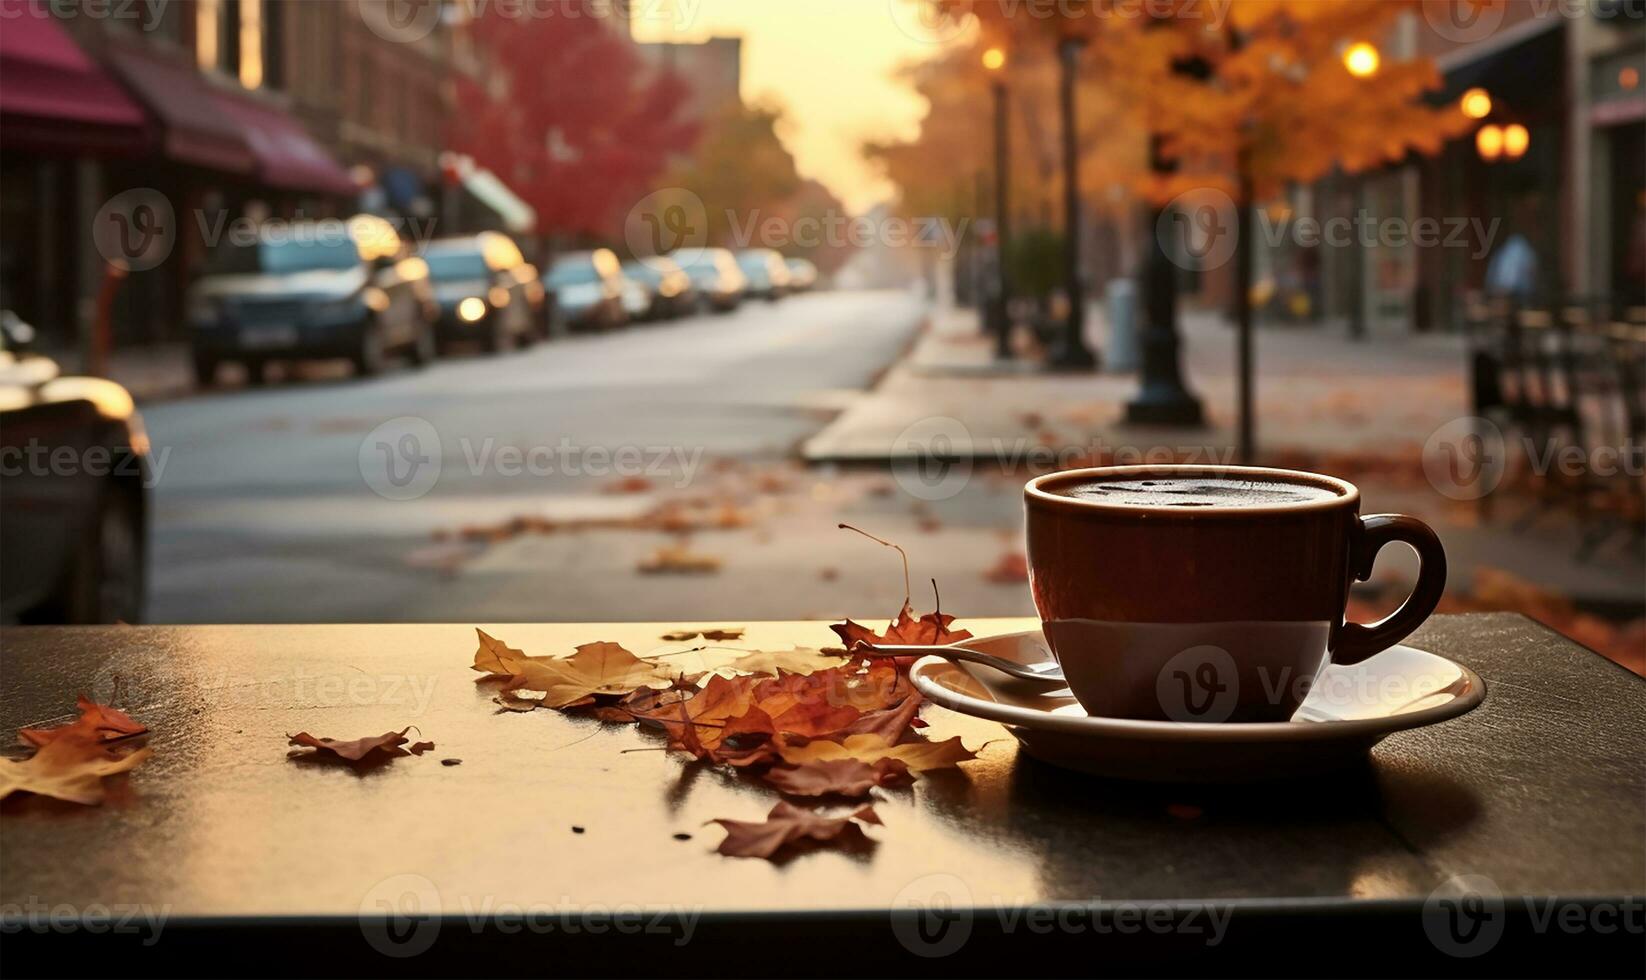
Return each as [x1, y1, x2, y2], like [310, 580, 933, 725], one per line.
[143, 289, 931, 623]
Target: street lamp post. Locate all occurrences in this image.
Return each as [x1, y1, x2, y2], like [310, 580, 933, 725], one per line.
[1049, 36, 1098, 371]
[984, 47, 1013, 360]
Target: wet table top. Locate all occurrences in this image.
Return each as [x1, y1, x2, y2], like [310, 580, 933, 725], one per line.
[1, 613, 1641, 977]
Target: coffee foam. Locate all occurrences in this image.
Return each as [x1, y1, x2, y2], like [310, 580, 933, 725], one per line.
[1054, 476, 1340, 508]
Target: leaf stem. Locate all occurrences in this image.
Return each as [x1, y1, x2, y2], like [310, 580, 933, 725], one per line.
[838, 523, 911, 603]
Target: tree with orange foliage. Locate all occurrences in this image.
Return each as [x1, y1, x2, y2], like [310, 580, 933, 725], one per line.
[949, 0, 1470, 453]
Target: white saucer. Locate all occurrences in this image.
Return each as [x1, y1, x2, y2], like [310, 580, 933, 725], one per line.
[911, 629, 1486, 782]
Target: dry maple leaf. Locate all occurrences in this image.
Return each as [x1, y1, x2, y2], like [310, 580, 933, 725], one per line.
[19, 694, 147, 747]
[762, 758, 913, 798]
[287, 728, 433, 762]
[0, 734, 152, 805]
[830, 525, 973, 652]
[671, 647, 850, 679]
[711, 801, 881, 859]
[776, 733, 978, 772]
[2, 701, 152, 805]
[478, 635, 674, 709]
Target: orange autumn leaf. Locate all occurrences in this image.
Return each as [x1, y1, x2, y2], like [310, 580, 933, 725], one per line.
[287, 728, 434, 762]
[830, 601, 974, 651]
[711, 801, 881, 859]
[776, 732, 978, 772]
[487, 639, 674, 708]
[19, 694, 147, 747]
[830, 526, 973, 654]
[2, 701, 152, 805]
[763, 757, 913, 798]
[0, 734, 151, 806]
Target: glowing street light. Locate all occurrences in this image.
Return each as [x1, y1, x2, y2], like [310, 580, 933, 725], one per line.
[1476, 124, 1504, 161]
[1460, 87, 1492, 120]
[1343, 42, 1380, 78]
[1502, 123, 1530, 160]
[982, 47, 1006, 72]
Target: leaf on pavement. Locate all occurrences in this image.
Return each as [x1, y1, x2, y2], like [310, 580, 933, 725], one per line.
[776, 732, 978, 772]
[984, 551, 1029, 584]
[287, 728, 433, 762]
[19, 694, 147, 747]
[638, 543, 722, 575]
[762, 758, 913, 798]
[711, 801, 881, 859]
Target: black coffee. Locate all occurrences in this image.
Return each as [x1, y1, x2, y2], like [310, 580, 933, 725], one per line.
[1054, 476, 1341, 508]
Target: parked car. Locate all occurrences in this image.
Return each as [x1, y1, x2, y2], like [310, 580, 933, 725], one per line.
[543, 249, 626, 331]
[0, 312, 148, 624]
[736, 248, 793, 301]
[675, 248, 748, 312]
[785, 257, 819, 292]
[422, 233, 546, 353]
[186, 215, 437, 385]
[620, 257, 696, 320]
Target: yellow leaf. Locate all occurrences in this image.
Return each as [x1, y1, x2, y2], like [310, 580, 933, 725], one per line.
[776, 733, 977, 772]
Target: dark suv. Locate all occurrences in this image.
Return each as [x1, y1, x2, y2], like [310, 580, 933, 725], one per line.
[186, 216, 437, 386]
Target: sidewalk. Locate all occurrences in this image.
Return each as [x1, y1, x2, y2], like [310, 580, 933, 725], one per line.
[804, 304, 1469, 464]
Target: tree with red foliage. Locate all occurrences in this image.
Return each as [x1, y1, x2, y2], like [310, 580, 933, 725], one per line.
[450, 11, 698, 242]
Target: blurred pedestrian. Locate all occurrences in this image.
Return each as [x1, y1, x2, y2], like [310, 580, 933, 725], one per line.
[1485, 198, 1540, 301]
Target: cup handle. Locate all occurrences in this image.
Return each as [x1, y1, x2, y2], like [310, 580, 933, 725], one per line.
[1335, 514, 1448, 666]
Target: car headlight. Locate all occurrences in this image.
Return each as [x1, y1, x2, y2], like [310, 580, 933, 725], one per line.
[457, 297, 487, 322]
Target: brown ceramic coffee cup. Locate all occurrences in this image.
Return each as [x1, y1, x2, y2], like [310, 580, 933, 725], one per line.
[1024, 464, 1446, 722]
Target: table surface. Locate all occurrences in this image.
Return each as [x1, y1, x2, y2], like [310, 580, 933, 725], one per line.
[2, 612, 1641, 922]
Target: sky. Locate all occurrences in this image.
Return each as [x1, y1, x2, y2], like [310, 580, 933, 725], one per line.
[631, 0, 970, 215]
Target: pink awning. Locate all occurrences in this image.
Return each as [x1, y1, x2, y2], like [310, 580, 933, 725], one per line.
[102, 44, 256, 175]
[0, 1, 148, 154]
[212, 91, 358, 197]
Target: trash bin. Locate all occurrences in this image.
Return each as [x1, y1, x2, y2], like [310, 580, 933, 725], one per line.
[1105, 278, 1138, 372]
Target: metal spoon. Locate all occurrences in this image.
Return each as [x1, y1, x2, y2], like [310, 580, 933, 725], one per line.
[855, 642, 1067, 687]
